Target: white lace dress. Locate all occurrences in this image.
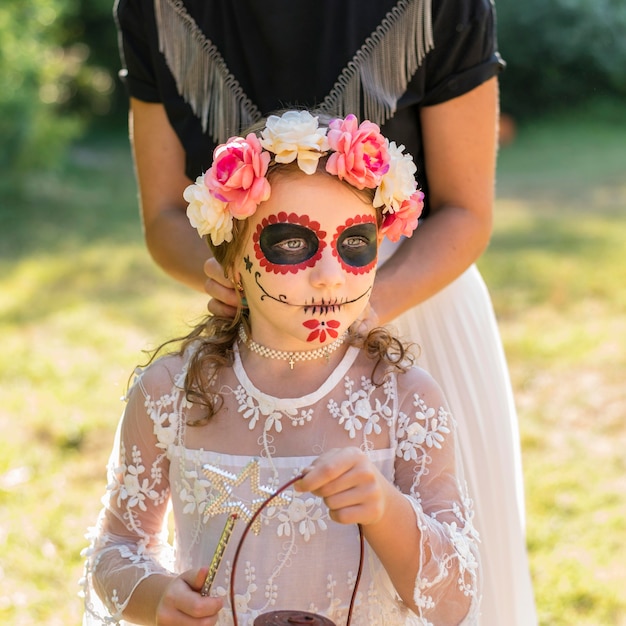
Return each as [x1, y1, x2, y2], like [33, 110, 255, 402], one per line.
[82, 344, 480, 625]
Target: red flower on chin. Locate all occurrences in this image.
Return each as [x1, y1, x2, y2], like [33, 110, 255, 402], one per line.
[303, 319, 341, 343]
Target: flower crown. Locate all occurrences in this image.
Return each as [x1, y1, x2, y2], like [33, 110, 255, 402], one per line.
[184, 110, 424, 246]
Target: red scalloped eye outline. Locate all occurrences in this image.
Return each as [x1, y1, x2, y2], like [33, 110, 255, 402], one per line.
[253, 212, 327, 274]
[332, 215, 378, 275]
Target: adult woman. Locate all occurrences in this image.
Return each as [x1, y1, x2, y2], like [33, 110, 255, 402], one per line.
[114, 1, 536, 623]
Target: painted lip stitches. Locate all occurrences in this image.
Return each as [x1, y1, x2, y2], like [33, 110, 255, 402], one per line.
[303, 297, 350, 315]
[254, 271, 372, 312]
[292, 290, 373, 313]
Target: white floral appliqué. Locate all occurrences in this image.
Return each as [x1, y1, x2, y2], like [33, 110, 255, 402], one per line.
[327, 375, 393, 439]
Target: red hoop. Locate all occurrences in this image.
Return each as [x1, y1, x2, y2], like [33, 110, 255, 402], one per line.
[229, 473, 364, 626]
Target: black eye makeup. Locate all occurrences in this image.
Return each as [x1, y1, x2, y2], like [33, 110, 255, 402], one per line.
[252, 213, 377, 276]
[258, 223, 320, 266]
[334, 222, 378, 271]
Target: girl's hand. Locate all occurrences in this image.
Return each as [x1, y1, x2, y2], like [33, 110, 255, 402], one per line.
[204, 257, 238, 318]
[156, 567, 223, 625]
[295, 447, 390, 526]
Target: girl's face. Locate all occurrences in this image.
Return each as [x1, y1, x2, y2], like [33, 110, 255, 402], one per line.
[235, 171, 380, 351]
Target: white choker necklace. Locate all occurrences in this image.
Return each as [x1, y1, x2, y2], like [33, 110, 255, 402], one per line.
[238, 325, 347, 370]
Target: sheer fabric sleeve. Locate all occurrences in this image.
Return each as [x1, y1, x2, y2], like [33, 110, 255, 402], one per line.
[393, 367, 481, 624]
[81, 362, 180, 625]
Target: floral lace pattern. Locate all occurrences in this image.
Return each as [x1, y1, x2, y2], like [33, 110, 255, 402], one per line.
[82, 348, 480, 625]
[328, 375, 393, 439]
[234, 384, 314, 431]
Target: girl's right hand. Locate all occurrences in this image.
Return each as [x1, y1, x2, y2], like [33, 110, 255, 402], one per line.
[156, 567, 223, 625]
[204, 257, 238, 318]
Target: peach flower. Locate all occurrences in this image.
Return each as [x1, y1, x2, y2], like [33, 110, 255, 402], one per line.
[380, 191, 424, 242]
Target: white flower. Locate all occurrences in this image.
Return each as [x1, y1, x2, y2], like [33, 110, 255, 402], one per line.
[260, 110, 329, 175]
[153, 421, 176, 447]
[373, 141, 418, 212]
[276, 495, 327, 541]
[353, 397, 372, 420]
[406, 420, 428, 444]
[179, 474, 211, 515]
[338, 402, 363, 439]
[184, 176, 234, 245]
[123, 473, 141, 498]
[445, 521, 480, 574]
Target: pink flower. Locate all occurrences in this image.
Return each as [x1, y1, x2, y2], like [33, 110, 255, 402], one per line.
[204, 133, 271, 217]
[380, 191, 424, 242]
[325, 115, 390, 189]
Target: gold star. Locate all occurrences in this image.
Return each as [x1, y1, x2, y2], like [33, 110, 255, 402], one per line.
[202, 458, 291, 534]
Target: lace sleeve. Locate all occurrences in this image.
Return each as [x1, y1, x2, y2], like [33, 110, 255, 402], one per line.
[82, 363, 179, 625]
[394, 367, 481, 625]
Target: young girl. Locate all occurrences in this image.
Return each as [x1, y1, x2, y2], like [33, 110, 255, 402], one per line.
[82, 110, 480, 625]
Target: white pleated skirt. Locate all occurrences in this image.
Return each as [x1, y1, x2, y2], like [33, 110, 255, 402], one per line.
[386, 264, 537, 625]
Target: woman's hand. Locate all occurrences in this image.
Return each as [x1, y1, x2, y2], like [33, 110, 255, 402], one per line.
[204, 257, 239, 318]
[155, 568, 223, 626]
[295, 447, 390, 526]
[352, 303, 380, 336]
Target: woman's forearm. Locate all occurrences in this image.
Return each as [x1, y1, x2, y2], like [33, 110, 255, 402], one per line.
[370, 203, 492, 324]
[143, 205, 211, 292]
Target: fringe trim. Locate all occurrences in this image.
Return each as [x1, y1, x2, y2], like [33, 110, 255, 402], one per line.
[319, 0, 433, 124]
[155, 0, 262, 142]
[154, 0, 433, 144]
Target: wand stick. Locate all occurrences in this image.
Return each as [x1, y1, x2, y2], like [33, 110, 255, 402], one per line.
[201, 513, 237, 596]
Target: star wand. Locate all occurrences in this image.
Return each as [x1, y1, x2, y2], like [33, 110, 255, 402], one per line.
[199, 459, 293, 596]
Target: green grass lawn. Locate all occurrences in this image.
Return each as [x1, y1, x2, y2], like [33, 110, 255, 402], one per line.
[1, 107, 625, 625]
[483, 107, 626, 625]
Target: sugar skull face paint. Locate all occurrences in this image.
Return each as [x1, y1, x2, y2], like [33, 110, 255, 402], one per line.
[235, 171, 381, 351]
[254, 213, 377, 275]
[332, 216, 378, 274]
[253, 212, 327, 274]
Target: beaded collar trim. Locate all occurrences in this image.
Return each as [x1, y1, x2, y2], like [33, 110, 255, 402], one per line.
[238, 324, 347, 370]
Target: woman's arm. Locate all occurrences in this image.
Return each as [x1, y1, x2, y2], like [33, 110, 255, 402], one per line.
[131, 75, 499, 313]
[204, 78, 500, 320]
[370, 77, 499, 324]
[130, 98, 211, 291]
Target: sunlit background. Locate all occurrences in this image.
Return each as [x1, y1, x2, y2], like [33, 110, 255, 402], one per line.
[1, 1, 625, 624]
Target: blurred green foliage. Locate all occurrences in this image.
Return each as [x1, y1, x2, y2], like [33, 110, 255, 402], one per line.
[0, 0, 121, 180]
[498, 0, 626, 118]
[1, 0, 80, 172]
[1, 0, 625, 182]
